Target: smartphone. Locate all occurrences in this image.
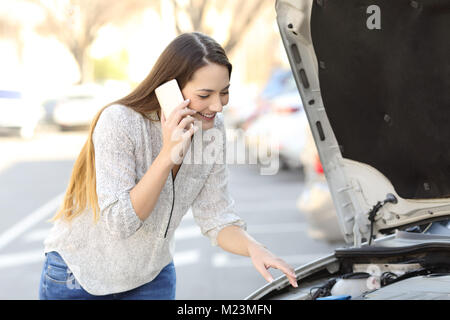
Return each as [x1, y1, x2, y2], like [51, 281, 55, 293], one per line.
[155, 79, 185, 119]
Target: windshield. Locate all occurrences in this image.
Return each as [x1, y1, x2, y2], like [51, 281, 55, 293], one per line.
[0, 90, 22, 99]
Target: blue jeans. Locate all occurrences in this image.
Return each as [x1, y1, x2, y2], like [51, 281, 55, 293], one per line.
[39, 251, 176, 300]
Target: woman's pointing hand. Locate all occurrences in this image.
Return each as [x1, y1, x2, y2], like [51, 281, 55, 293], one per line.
[248, 243, 298, 288]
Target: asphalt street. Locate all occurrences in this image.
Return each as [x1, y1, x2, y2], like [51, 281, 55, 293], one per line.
[0, 125, 345, 300]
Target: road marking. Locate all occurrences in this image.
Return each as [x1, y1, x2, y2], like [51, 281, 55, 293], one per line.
[212, 252, 237, 268]
[23, 228, 53, 243]
[211, 252, 327, 268]
[247, 223, 307, 234]
[0, 161, 13, 176]
[173, 249, 200, 267]
[278, 253, 330, 264]
[0, 249, 326, 270]
[0, 248, 201, 270]
[0, 250, 44, 269]
[183, 208, 193, 220]
[175, 225, 202, 240]
[0, 192, 64, 251]
[174, 222, 308, 241]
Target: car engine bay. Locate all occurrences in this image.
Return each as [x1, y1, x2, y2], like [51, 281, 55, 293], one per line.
[249, 221, 450, 300]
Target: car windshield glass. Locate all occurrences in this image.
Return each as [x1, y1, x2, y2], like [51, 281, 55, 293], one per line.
[260, 70, 298, 100]
[282, 75, 297, 93]
[0, 90, 21, 99]
[67, 95, 94, 100]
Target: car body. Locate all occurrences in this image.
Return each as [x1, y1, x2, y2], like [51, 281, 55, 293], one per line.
[242, 68, 299, 132]
[52, 83, 108, 130]
[244, 104, 308, 171]
[222, 85, 258, 130]
[270, 91, 308, 170]
[296, 126, 343, 242]
[247, 0, 450, 300]
[52, 82, 129, 130]
[0, 89, 45, 139]
[244, 73, 308, 171]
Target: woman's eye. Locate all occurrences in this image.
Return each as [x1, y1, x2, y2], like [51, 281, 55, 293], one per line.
[198, 92, 229, 99]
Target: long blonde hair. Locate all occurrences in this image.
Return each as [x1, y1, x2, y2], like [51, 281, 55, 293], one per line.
[50, 106, 107, 222]
[50, 32, 232, 223]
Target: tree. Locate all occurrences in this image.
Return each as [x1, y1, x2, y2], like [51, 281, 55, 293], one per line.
[29, 0, 159, 84]
[169, 0, 272, 56]
[29, 0, 273, 83]
[0, 17, 23, 62]
[0, 17, 21, 39]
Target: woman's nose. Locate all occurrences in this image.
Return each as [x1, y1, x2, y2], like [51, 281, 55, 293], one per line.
[209, 98, 223, 112]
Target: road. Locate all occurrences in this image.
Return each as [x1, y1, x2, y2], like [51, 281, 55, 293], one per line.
[0, 125, 344, 299]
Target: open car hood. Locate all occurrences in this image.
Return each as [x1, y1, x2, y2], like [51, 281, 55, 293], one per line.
[275, 0, 450, 246]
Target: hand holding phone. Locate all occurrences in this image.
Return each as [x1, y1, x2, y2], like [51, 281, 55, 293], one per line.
[156, 79, 198, 164]
[155, 79, 185, 119]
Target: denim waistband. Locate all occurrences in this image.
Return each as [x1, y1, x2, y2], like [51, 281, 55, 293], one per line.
[46, 251, 67, 267]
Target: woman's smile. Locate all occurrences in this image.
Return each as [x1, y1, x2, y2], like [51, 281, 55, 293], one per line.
[181, 63, 230, 130]
[197, 111, 216, 121]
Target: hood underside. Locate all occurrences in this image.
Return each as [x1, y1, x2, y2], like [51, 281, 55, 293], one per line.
[311, 0, 450, 200]
[275, 0, 450, 245]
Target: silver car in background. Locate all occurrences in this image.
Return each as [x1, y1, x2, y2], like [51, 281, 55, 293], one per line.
[52, 81, 130, 131]
[0, 90, 44, 139]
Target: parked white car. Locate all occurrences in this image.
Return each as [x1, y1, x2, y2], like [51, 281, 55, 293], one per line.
[53, 84, 107, 130]
[53, 82, 129, 130]
[222, 85, 258, 130]
[271, 91, 307, 170]
[244, 91, 307, 171]
[0, 90, 45, 139]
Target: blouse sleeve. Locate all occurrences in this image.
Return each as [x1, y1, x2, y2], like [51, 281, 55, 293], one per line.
[92, 105, 144, 239]
[191, 116, 247, 246]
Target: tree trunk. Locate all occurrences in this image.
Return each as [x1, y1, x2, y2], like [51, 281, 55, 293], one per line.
[73, 45, 93, 84]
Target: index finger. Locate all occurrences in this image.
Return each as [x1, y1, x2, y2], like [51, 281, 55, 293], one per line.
[271, 260, 298, 288]
[161, 109, 166, 125]
[168, 99, 194, 125]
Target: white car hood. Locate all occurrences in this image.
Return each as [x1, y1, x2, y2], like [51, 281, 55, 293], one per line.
[275, 0, 450, 246]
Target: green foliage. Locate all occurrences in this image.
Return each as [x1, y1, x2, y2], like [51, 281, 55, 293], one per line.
[93, 50, 129, 81]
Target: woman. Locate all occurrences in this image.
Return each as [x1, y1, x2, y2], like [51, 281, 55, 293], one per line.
[39, 32, 298, 300]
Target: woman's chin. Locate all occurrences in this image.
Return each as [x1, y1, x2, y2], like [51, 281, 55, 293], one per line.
[192, 114, 215, 131]
[199, 121, 214, 131]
